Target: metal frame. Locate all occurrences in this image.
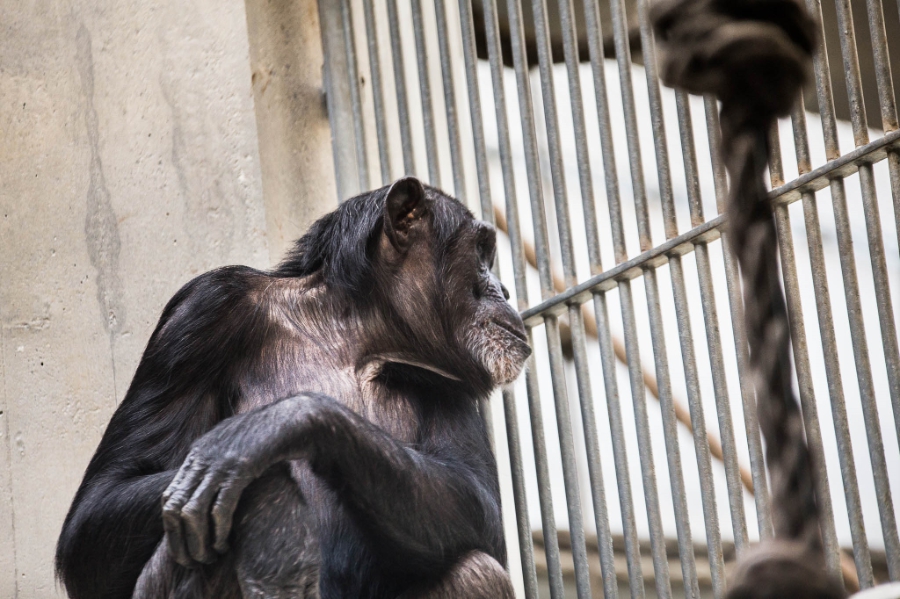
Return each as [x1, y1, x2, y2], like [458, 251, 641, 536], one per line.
[319, 0, 900, 597]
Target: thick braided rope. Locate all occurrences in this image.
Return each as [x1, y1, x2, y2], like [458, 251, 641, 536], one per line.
[651, 1, 846, 596]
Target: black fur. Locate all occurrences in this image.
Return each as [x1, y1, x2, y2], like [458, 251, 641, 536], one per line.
[56, 178, 528, 599]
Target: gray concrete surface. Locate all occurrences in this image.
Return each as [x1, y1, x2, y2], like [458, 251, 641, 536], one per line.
[0, 0, 334, 596]
[246, 0, 338, 262]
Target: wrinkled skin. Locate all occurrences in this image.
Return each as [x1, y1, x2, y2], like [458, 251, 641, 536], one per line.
[56, 178, 530, 599]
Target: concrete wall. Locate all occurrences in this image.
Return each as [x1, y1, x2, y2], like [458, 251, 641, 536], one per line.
[0, 0, 334, 596]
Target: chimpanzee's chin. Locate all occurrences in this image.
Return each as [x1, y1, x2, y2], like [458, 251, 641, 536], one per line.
[485, 335, 531, 385]
[490, 361, 525, 386]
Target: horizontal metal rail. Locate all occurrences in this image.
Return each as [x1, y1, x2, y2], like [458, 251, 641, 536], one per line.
[523, 129, 900, 326]
[770, 127, 900, 205]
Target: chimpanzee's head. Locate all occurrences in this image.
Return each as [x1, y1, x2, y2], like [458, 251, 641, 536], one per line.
[278, 177, 531, 393]
[375, 177, 531, 387]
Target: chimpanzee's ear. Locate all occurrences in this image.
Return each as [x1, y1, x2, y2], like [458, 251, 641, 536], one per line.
[383, 177, 426, 252]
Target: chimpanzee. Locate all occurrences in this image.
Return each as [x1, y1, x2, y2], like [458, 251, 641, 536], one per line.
[56, 177, 531, 599]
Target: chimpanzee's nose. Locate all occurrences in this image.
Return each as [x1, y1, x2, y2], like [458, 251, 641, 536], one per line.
[501, 284, 510, 300]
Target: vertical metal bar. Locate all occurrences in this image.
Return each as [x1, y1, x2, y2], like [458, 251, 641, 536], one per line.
[361, 0, 392, 185]
[410, 0, 442, 186]
[668, 257, 726, 599]
[457, 0, 493, 223]
[607, 0, 673, 595]
[864, 0, 899, 131]
[432, 0, 467, 200]
[580, 1, 647, 595]
[632, 3, 706, 596]
[553, 0, 624, 596]
[696, 100, 752, 551]
[319, 0, 359, 201]
[792, 99, 874, 588]
[668, 92, 726, 599]
[767, 126, 842, 577]
[695, 243, 750, 551]
[794, 105, 873, 583]
[618, 281, 672, 599]
[703, 97, 774, 540]
[502, 388, 540, 599]
[456, 0, 497, 465]
[609, 0, 651, 256]
[853, 156, 900, 562]
[480, 0, 540, 593]
[827, 168, 900, 580]
[834, 1, 900, 451]
[481, 0, 527, 302]
[833, 0, 869, 143]
[592, 294, 646, 599]
[522, 341, 567, 599]
[871, 0, 900, 253]
[861, 179, 900, 460]
[567, 303, 619, 599]
[555, 0, 599, 265]
[642, 266, 702, 599]
[527, 0, 593, 595]
[340, 0, 370, 193]
[829, 0, 900, 578]
[582, 0, 625, 263]
[892, 150, 900, 264]
[772, 204, 841, 577]
[528, 0, 575, 284]
[871, 0, 900, 262]
[385, 0, 415, 176]
[543, 315, 593, 599]
[800, 191, 875, 586]
[505, 0, 566, 594]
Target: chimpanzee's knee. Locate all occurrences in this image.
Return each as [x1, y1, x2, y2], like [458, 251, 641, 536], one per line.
[231, 464, 319, 598]
[132, 464, 318, 599]
[400, 551, 514, 599]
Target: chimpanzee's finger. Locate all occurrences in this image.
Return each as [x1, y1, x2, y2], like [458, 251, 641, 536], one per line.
[162, 460, 205, 567]
[181, 470, 222, 565]
[166, 454, 195, 496]
[162, 497, 192, 567]
[211, 475, 251, 554]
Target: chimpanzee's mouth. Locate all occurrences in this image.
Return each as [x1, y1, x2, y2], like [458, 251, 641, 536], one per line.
[490, 319, 529, 344]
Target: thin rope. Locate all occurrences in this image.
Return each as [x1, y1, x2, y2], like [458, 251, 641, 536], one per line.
[651, 1, 846, 597]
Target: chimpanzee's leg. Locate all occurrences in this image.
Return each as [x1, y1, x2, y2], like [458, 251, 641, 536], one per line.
[399, 552, 514, 599]
[231, 464, 320, 599]
[133, 464, 318, 599]
[132, 538, 241, 599]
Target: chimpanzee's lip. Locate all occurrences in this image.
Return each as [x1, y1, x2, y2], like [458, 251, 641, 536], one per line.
[490, 319, 528, 343]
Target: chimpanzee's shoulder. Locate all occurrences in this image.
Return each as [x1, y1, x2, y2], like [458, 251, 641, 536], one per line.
[140, 266, 273, 366]
[165, 265, 267, 305]
[153, 265, 269, 323]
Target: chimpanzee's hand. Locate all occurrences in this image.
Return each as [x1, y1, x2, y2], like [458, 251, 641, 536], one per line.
[161, 393, 330, 567]
[161, 435, 257, 567]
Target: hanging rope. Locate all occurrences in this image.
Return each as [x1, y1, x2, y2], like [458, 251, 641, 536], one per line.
[651, 1, 846, 597]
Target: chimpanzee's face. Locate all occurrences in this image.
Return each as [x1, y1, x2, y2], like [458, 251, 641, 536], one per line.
[449, 218, 531, 385]
[379, 179, 530, 387]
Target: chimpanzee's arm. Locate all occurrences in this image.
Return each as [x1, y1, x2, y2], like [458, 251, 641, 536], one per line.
[163, 393, 505, 575]
[56, 267, 268, 599]
[56, 471, 178, 599]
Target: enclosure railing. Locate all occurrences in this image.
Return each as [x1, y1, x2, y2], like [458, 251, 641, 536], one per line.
[317, 1, 900, 597]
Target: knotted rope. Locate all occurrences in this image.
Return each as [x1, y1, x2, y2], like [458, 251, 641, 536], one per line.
[651, 1, 846, 596]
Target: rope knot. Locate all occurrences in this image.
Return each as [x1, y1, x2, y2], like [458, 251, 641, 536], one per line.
[651, 0, 816, 129]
